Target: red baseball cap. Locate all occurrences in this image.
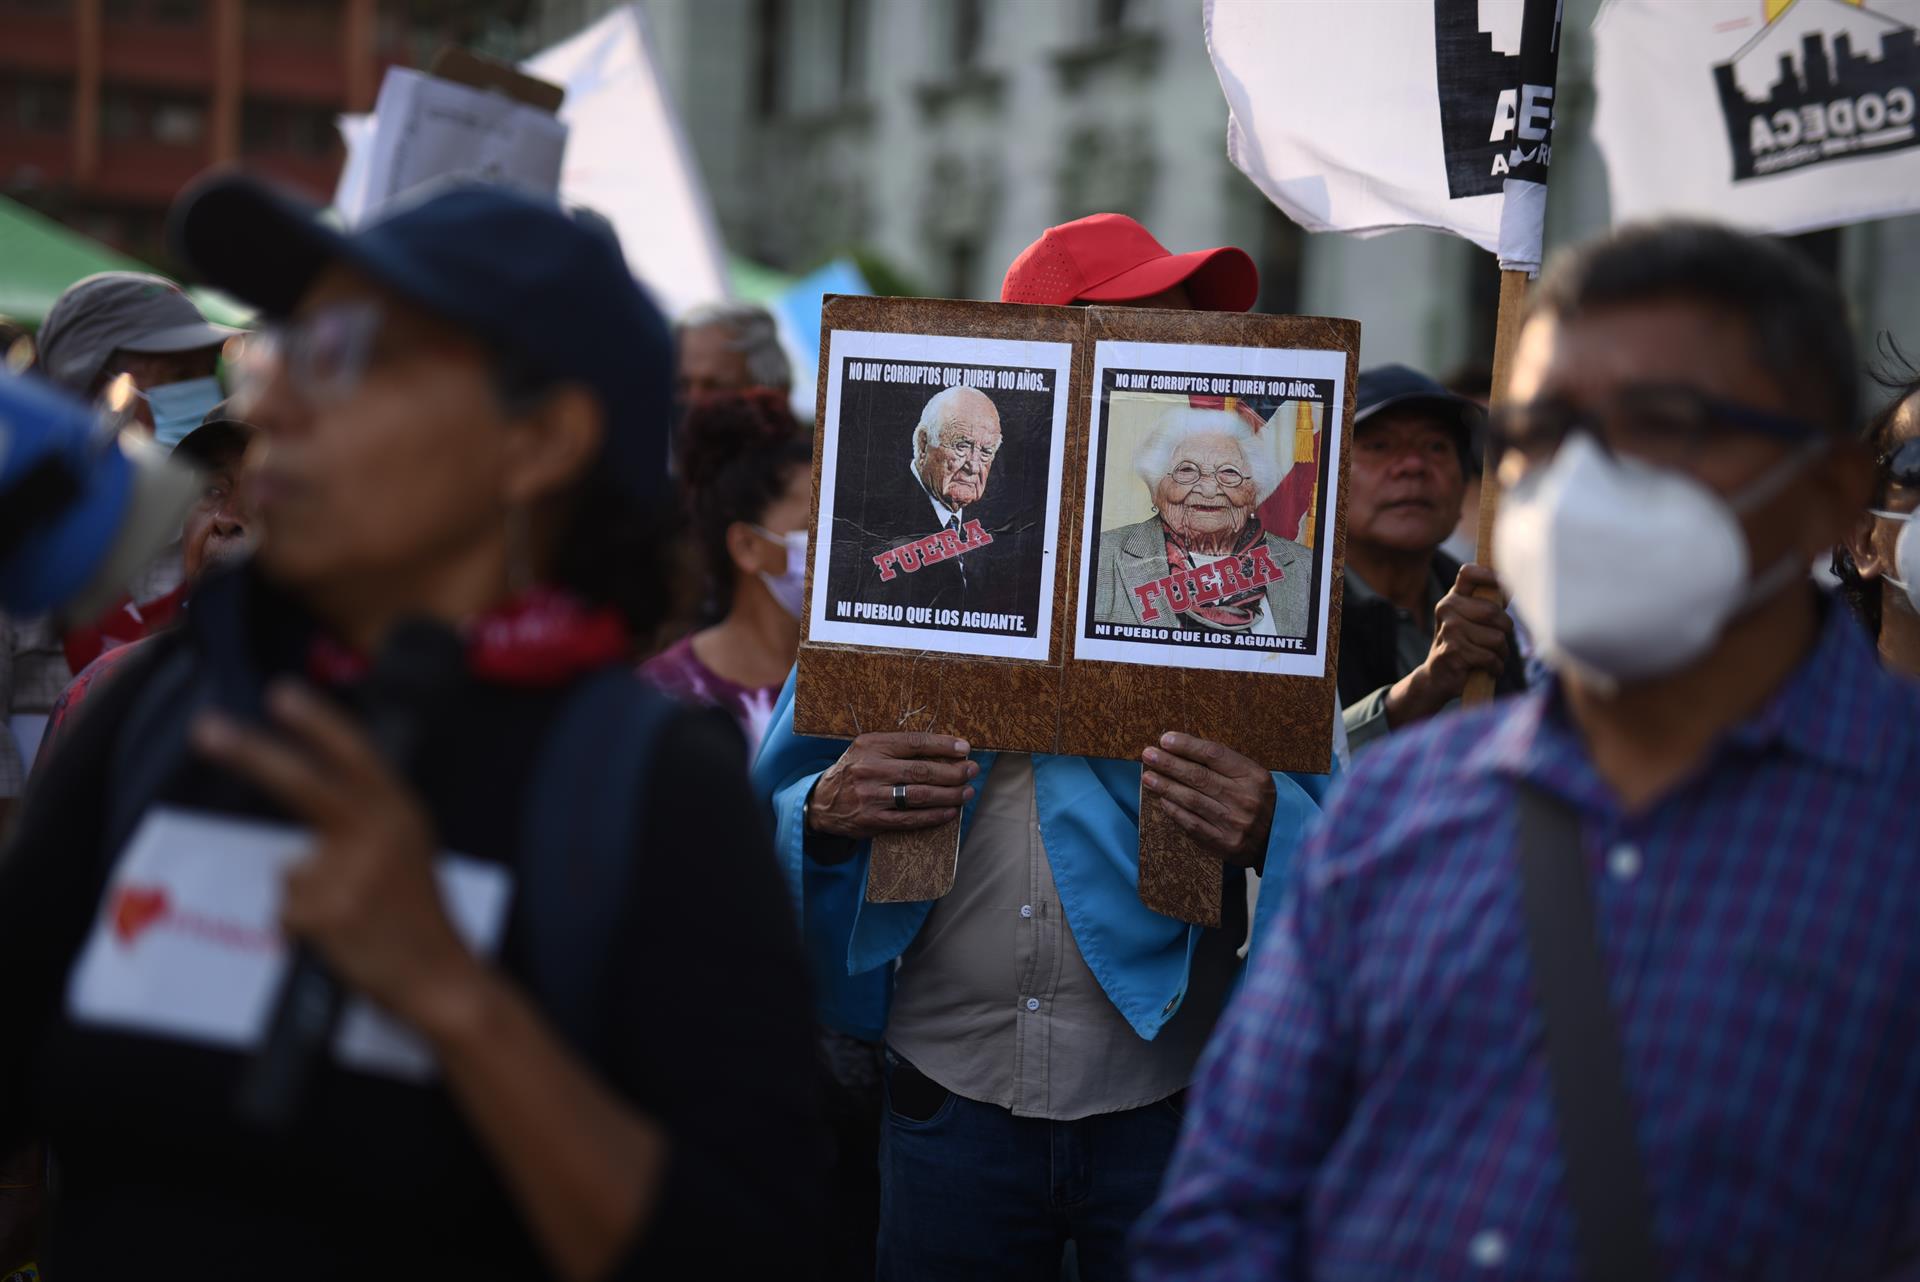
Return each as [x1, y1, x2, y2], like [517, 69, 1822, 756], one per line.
[1000, 213, 1258, 311]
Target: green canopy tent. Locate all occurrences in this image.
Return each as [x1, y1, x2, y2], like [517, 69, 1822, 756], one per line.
[726, 254, 797, 306]
[0, 194, 253, 329]
[3, 199, 806, 333]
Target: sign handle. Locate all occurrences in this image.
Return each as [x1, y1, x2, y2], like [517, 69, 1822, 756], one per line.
[1461, 267, 1531, 708]
[865, 820, 962, 903]
[1137, 781, 1225, 928]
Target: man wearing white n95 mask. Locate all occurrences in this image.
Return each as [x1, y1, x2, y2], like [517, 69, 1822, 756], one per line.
[1135, 222, 1920, 1282]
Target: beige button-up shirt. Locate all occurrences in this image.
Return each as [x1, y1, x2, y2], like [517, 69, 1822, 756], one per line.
[886, 752, 1244, 1121]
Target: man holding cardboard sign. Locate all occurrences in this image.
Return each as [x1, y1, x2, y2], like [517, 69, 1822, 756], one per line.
[756, 214, 1336, 1282]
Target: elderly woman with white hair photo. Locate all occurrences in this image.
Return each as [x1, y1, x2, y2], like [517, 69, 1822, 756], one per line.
[1092, 404, 1311, 636]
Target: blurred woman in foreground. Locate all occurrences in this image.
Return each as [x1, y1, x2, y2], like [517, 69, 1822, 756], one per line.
[0, 176, 823, 1280]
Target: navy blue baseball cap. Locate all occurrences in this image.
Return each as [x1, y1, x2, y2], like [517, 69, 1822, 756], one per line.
[167, 175, 671, 501]
[1354, 363, 1485, 469]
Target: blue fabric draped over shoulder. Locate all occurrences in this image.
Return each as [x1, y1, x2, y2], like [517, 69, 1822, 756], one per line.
[750, 670, 1336, 1043]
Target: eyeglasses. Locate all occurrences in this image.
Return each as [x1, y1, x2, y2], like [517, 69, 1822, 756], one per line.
[1877, 437, 1920, 490]
[1489, 384, 1823, 474]
[1168, 462, 1249, 489]
[936, 438, 998, 464]
[231, 301, 385, 408]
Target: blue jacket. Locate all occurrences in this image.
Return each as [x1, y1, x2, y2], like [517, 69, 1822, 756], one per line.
[751, 670, 1336, 1043]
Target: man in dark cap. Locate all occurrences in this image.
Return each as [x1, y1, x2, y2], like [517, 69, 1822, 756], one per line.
[1337, 364, 1523, 752]
[36, 400, 260, 767]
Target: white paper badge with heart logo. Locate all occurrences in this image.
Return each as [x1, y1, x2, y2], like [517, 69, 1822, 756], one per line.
[67, 806, 513, 1082]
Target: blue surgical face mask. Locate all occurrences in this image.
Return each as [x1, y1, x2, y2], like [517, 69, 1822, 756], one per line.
[140, 376, 224, 449]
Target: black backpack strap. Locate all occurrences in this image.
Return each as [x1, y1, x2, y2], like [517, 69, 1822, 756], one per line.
[518, 667, 677, 1060]
[101, 641, 207, 859]
[1514, 782, 1665, 1282]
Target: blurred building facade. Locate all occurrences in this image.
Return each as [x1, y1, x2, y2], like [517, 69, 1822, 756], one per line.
[0, 0, 408, 262]
[0, 0, 537, 268]
[524, 0, 1920, 383]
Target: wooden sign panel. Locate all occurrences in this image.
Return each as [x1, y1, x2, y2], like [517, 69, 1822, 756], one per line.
[794, 297, 1082, 752]
[1057, 308, 1355, 772]
[794, 296, 1358, 923]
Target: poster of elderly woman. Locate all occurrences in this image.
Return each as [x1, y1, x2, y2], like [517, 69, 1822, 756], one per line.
[1074, 340, 1348, 677]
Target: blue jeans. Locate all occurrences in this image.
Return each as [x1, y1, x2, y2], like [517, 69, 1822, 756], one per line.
[877, 1052, 1184, 1282]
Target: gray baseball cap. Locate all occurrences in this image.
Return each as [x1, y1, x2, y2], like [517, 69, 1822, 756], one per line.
[36, 271, 238, 394]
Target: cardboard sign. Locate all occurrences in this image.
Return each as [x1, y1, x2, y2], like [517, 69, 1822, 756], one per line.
[336, 60, 568, 228]
[794, 297, 1358, 923]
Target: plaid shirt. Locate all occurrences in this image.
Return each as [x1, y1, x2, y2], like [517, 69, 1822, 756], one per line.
[1134, 603, 1920, 1282]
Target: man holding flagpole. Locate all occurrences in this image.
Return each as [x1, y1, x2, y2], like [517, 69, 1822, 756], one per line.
[1133, 220, 1920, 1282]
[1208, 0, 1567, 707]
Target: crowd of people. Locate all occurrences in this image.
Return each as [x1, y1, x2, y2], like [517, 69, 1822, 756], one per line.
[0, 168, 1915, 1282]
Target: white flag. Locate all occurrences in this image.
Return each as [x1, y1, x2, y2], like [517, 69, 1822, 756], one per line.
[524, 4, 731, 316]
[1592, 0, 1920, 236]
[1205, 0, 1565, 272]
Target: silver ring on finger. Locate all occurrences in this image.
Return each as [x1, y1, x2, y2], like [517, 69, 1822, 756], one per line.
[892, 783, 910, 810]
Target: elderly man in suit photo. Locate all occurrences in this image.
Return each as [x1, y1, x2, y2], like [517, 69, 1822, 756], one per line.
[829, 383, 1041, 627]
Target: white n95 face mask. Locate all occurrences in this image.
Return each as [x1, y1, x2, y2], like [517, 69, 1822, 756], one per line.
[753, 526, 809, 617]
[1494, 433, 1817, 691]
[1868, 508, 1920, 614]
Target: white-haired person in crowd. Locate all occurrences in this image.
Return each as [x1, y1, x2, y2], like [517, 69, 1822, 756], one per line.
[674, 301, 793, 401]
[658, 301, 796, 647]
[1093, 404, 1310, 637]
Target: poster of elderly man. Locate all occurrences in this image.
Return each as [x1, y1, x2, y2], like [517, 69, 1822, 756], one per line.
[1074, 340, 1348, 677]
[810, 328, 1072, 662]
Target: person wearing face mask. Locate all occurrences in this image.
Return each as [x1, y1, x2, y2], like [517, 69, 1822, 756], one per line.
[0, 274, 236, 807]
[1837, 363, 1920, 679]
[641, 390, 811, 754]
[34, 271, 236, 450]
[1135, 222, 1920, 1282]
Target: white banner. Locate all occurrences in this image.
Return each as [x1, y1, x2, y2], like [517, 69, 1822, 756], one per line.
[1593, 0, 1920, 235]
[1205, 0, 1564, 271]
[524, 4, 731, 317]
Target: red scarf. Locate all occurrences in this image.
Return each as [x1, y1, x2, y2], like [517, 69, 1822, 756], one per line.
[307, 588, 631, 688]
[1161, 517, 1272, 631]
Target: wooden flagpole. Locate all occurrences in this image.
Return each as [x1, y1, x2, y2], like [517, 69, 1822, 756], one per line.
[1460, 267, 1530, 708]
